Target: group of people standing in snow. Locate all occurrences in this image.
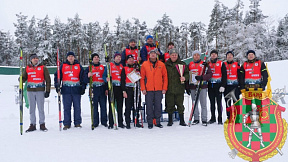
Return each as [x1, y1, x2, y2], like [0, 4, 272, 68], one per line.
[21, 35, 268, 132]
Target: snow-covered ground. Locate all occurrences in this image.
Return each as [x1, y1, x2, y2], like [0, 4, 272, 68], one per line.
[0, 60, 287, 162]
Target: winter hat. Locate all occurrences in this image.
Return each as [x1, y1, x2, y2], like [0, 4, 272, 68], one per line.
[246, 50, 255, 56]
[114, 51, 121, 58]
[192, 50, 201, 56]
[167, 42, 174, 47]
[126, 54, 134, 61]
[91, 53, 99, 59]
[169, 48, 178, 55]
[29, 53, 38, 60]
[210, 50, 218, 56]
[66, 51, 75, 57]
[226, 51, 234, 57]
[149, 49, 157, 54]
[146, 35, 154, 41]
[129, 39, 136, 43]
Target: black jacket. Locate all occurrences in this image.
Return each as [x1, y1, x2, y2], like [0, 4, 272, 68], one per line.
[239, 59, 268, 89]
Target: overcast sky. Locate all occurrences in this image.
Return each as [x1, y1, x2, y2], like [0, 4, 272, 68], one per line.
[1, 0, 288, 33]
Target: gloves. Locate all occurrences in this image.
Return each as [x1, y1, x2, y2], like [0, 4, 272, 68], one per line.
[55, 83, 60, 93]
[186, 89, 191, 95]
[219, 86, 225, 93]
[202, 62, 207, 66]
[81, 88, 86, 95]
[55, 83, 60, 89]
[195, 75, 203, 81]
[44, 91, 50, 98]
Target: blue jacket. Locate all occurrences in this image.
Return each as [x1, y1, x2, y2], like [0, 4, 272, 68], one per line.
[54, 60, 86, 95]
[140, 43, 163, 63]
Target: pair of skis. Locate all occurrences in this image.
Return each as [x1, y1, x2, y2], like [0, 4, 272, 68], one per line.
[133, 77, 143, 128]
[19, 48, 23, 135]
[105, 44, 118, 130]
[88, 51, 95, 130]
[133, 40, 144, 128]
[188, 55, 209, 127]
[56, 48, 62, 131]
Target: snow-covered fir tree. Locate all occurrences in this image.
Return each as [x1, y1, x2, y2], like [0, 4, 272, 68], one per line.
[36, 15, 53, 65]
[0, 31, 18, 66]
[207, 0, 223, 49]
[189, 22, 206, 53]
[26, 16, 37, 57]
[276, 14, 288, 60]
[14, 12, 29, 65]
[154, 13, 174, 54]
[1, 4, 288, 66]
[52, 18, 66, 63]
[244, 0, 267, 25]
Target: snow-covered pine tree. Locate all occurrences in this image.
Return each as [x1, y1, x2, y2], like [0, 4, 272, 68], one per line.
[139, 21, 149, 46]
[26, 16, 37, 58]
[36, 15, 53, 65]
[244, 0, 267, 25]
[189, 22, 206, 53]
[207, 0, 222, 50]
[154, 13, 174, 54]
[276, 14, 288, 60]
[218, 0, 244, 62]
[179, 22, 189, 59]
[14, 12, 29, 65]
[102, 21, 115, 61]
[0, 31, 18, 66]
[52, 18, 66, 64]
[67, 14, 84, 64]
[82, 21, 102, 64]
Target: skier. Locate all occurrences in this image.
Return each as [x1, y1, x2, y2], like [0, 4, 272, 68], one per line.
[121, 55, 141, 129]
[165, 49, 189, 126]
[121, 39, 141, 66]
[22, 53, 51, 132]
[163, 42, 174, 62]
[140, 35, 162, 63]
[187, 50, 212, 126]
[107, 52, 125, 129]
[223, 51, 241, 120]
[140, 50, 168, 129]
[239, 50, 268, 91]
[84, 53, 108, 128]
[208, 50, 227, 125]
[54, 52, 86, 130]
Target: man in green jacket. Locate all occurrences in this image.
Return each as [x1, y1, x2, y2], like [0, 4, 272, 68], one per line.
[165, 49, 189, 126]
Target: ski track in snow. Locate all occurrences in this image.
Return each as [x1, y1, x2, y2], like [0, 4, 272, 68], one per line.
[0, 60, 287, 162]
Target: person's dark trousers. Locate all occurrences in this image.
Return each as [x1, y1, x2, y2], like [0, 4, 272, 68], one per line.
[92, 85, 107, 126]
[124, 87, 134, 124]
[223, 85, 240, 120]
[145, 91, 163, 125]
[133, 87, 141, 124]
[62, 93, 82, 126]
[108, 86, 124, 126]
[208, 83, 223, 123]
